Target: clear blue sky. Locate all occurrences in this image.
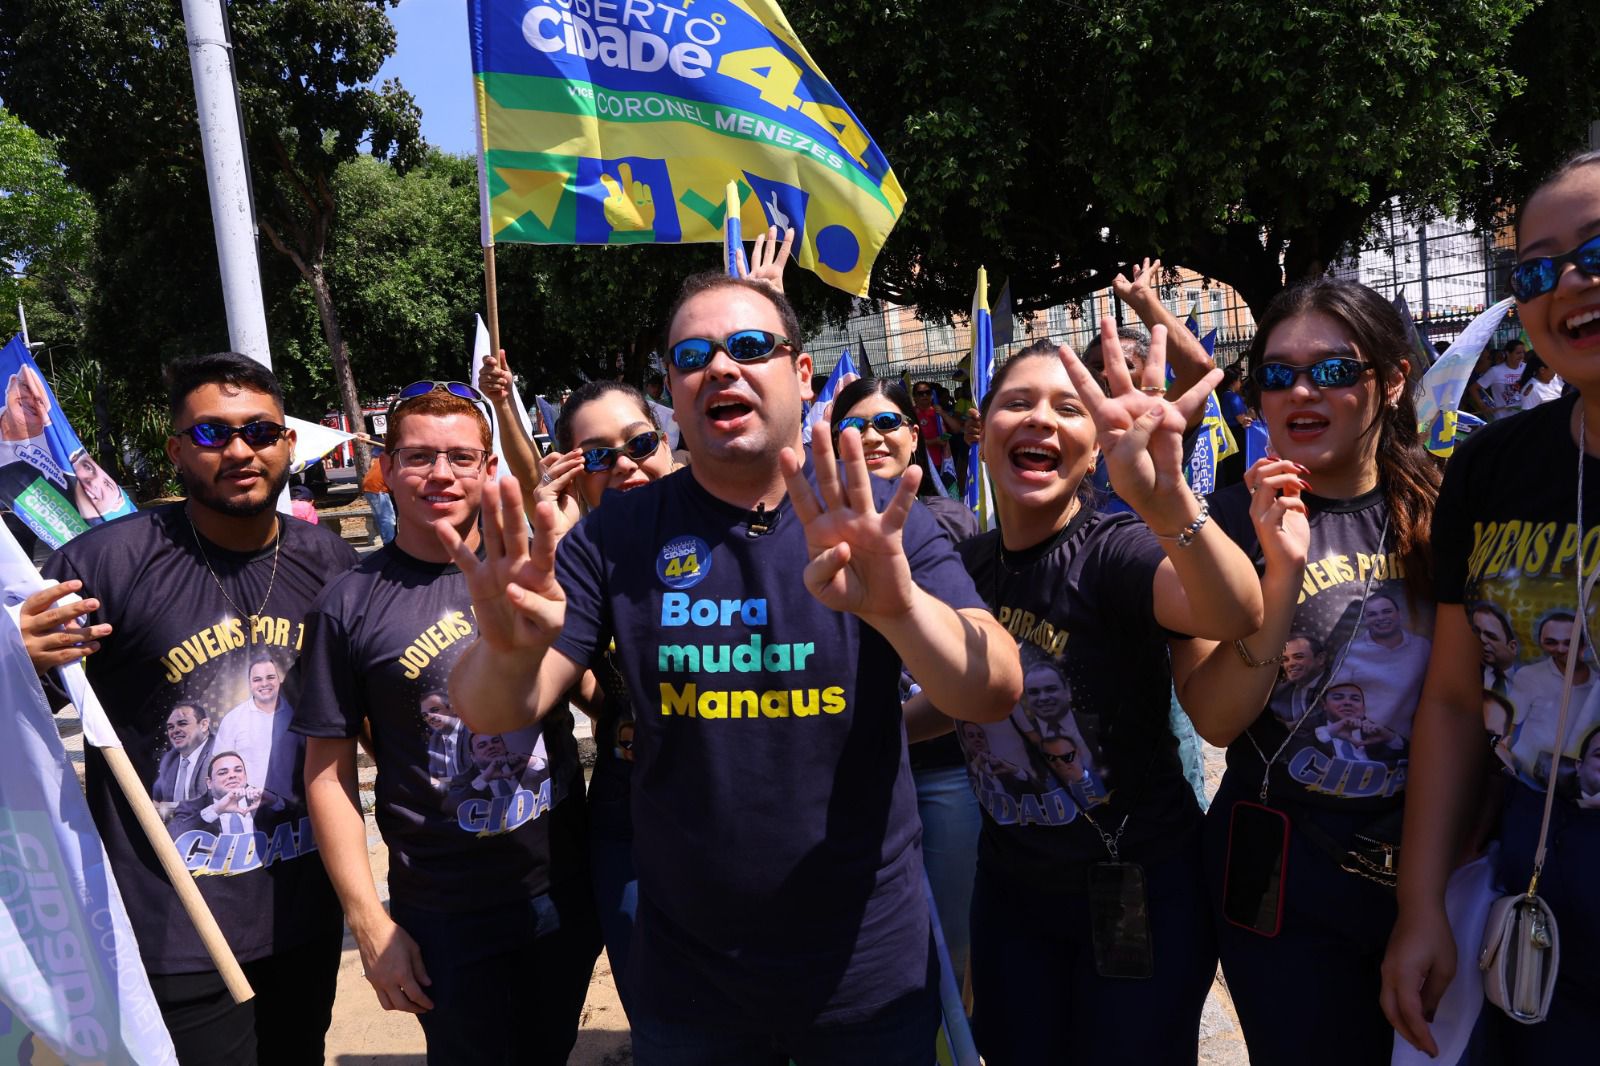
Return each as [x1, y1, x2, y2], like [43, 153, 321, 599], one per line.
[377, 0, 478, 157]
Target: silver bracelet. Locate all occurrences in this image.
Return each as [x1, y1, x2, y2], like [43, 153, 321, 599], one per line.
[1151, 499, 1210, 548]
[1234, 639, 1287, 669]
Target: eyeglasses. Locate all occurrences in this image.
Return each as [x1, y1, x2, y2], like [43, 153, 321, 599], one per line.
[834, 412, 911, 436]
[391, 447, 490, 476]
[1508, 233, 1600, 301]
[177, 420, 289, 449]
[582, 430, 662, 472]
[669, 330, 790, 371]
[1252, 357, 1373, 391]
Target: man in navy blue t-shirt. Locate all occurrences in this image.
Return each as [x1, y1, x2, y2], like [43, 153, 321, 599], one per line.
[440, 273, 1023, 1064]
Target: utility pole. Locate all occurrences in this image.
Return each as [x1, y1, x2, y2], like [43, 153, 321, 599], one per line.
[181, 0, 271, 367]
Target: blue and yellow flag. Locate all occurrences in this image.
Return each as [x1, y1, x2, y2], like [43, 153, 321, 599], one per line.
[467, 0, 906, 296]
[1178, 315, 1236, 493]
[965, 267, 997, 531]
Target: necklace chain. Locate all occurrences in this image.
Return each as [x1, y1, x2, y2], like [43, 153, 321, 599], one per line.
[185, 506, 281, 631]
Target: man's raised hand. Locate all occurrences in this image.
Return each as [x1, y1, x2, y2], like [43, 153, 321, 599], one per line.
[780, 424, 919, 619]
[435, 477, 565, 655]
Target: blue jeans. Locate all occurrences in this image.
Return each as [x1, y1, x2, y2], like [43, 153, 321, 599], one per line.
[590, 833, 639, 1018]
[390, 889, 601, 1066]
[914, 764, 981, 981]
[629, 979, 940, 1066]
[969, 840, 1216, 1066]
[364, 491, 396, 543]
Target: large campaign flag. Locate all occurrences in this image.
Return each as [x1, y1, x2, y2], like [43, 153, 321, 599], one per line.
[801, 349, 857, 446]
[1416, 298, 1515, 458]
[965, 268, 996, 531]
[0, 336, 136, 551]
[0, 525, 177, 1065]
[467, 0, 906, 295]
[1180, 316, 1236, 496]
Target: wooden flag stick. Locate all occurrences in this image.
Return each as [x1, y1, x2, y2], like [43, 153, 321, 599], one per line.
[99, 745, 254, 1003]
[483, 244, 502, 361]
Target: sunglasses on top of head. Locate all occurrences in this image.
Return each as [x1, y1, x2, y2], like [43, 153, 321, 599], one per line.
[177, 420, 289, 449]
[668, 330, 790, 371]
[1252, 357, 1374, 392]
[834, 412, 911, 436]
[1508, 233, 1600, 302]
[386, 381, 493, 424]
[582, 430, 662, 472]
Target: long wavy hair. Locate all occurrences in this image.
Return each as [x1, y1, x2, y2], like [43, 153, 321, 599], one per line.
[1243, 278, 1442, 600]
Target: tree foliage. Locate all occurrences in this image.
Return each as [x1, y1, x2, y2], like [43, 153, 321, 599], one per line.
[791, 0, 1540, 316]
[0, 107, 96, 340]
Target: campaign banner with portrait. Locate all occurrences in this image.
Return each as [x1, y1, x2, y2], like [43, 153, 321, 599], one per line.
[467, 0, 905, 295]
[0, 335, 136, 551]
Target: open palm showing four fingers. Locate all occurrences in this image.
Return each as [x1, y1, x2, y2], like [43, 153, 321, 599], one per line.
[780, 425, 921, 618]
[435, 477, 565, 654]
[1060, 319, 1220, 528]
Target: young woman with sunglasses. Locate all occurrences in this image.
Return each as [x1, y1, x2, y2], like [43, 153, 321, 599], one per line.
[1383, 149, 1600, 1060]
[488, 379, 675, 1019]
[830, 376, 982, 980]
[908, 323, 1263, 1064]
[1175, 278, 1440, 1064]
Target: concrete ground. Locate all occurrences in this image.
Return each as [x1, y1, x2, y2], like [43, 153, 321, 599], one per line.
[56, 707, 1248, 1064]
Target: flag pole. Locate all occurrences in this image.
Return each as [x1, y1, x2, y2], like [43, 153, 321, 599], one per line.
[483, 244, 502, 361]
[99, 745, 254, 1003]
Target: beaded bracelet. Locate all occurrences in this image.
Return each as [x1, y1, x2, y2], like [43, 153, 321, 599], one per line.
[1151, 499, 1210, 548]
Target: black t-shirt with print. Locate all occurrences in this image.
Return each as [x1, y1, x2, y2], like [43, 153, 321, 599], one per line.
[955, 508, 1198, 879]
[42, 504, 358, 973]
[292, 545, 588, 912]
[553, 461, 984, 1031]
[1212, 484, 1433, 812]
[1436, 393, 1600, 807]
[587, 646, 637, 841]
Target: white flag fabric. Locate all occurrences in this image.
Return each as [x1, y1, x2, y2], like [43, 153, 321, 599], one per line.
[0, 524, 177, 1063]
[470, 315, 536, 479]
[647, 399, 681, 452]
[285, 416, 356, 476]
[1414, 297, 1515, 432]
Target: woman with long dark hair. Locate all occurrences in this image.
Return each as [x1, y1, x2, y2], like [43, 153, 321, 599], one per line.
[910, 323, 1263, 1063]
[1178, 277, 1441, 1063]
[1384, 148, 1600, 1059]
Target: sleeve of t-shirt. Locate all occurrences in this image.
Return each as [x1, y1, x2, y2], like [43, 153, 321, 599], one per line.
[1432, 442, 1473, 606]
[292, 598, 365, 739]
[552, 511, 611, 669]
[900, 488, 985, 612]
[1092, 517, 1183, 642]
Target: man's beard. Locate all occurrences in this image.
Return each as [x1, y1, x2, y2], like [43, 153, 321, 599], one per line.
[178, 461, 290, 518]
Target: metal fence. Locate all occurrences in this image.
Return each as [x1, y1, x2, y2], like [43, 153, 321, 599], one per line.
[806, 203, 1522, 389]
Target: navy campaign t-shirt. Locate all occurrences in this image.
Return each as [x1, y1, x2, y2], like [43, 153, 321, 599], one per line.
[1436, 393, 1600, 808]
[553, 461, 984, 1030]
[955, 508, 1197, 877]
[293, 545, 587, 911]
[43, 504, 357, 972]
[586, 647, 637, 841]
[1212, 484, 1433, 811]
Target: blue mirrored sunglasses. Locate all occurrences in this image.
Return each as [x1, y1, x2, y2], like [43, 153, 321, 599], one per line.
[1252, 357, 1373, 391]
[178, 420, 288, 448]
[1508, 234, 1600, 302]
[582, 430, 662, 472]
[834, 412, 910, 436]
[669, 330, 790, 371]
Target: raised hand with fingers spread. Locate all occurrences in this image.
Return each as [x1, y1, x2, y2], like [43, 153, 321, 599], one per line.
[736, 225, 795, 295]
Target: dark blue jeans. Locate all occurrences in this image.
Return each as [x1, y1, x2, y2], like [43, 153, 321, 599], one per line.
[1487, 783, 1600, 1057]
[628, 977, 940, 1066]
[1202, 771, 1399, 1066]
[390, 888, 601, 1066]
[969, 838, 1216, 1065]
[590, 832, 639, 1018]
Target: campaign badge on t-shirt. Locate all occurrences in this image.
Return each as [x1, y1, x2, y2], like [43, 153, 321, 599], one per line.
[657, 535, 712, 590]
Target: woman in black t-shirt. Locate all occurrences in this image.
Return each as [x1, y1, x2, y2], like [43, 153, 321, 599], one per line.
[833, 376, 981, 979]
[911, 323, 1263, 1064]
[531, 380, 676, 1020]
[1384, 149, 1600, 1060]
[1179, 278, 1441, 1064]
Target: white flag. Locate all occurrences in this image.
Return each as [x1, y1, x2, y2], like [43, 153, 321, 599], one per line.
[285, 416, 356, 476]
[470, 315, 536, 479]
[0, 526, 177, 1064]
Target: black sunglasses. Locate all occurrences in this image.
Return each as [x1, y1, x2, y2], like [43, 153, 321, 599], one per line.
[582, 430, 662, 472]
[177, 420, 289, 449]
[1252, 357, 1373, 392]
[835, 412, 911, 436]
[1043, 749, 1077, 764]
[669, 330, 790, 371]
[1509, 233, 1600, 302]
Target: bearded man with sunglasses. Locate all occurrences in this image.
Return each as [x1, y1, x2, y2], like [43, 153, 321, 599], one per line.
[295, 384, 598, 1065]
[442, 273, 1023, 1064]
[19, 352, 358, 1065]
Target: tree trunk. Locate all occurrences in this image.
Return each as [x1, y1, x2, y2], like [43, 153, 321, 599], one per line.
[306, 260, 372, 480]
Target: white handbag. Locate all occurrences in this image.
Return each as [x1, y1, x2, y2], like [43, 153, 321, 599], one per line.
[1477, 563, 1595, 1024]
